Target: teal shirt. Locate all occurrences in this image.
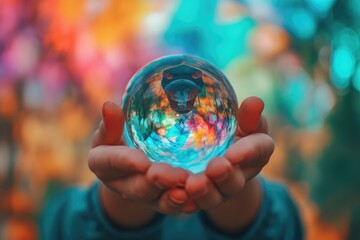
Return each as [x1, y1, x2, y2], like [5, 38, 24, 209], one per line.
[41, 178, 303, 240]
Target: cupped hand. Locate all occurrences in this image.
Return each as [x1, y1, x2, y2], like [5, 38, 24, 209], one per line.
[185, 97, 274, 210]
[89, 101, 196, 214]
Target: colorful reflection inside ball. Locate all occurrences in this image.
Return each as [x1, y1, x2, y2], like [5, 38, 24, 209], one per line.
[122, 55, 238, 173]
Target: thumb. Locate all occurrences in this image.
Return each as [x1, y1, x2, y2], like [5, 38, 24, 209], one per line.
[92, 101, 125, 147]
[237, 96, 268, 136]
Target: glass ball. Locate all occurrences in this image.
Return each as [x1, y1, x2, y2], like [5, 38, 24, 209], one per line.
[122, 55, 238, 173]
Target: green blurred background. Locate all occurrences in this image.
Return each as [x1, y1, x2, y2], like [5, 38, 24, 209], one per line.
[0, 0, 359, 239]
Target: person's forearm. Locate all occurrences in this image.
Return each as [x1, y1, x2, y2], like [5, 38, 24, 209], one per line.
[100, 183, 157, 229]
[206, 177, 262, 234]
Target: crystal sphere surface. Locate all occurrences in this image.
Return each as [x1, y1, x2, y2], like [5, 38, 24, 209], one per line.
[122, 55, 238, 173]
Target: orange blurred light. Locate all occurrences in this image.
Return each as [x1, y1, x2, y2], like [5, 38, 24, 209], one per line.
[0, 85, 18, 118]
[38, 0, 85, 53]
[38, 0, 149, 53]
[2, 218, 37, 240]
[251, 24, 290, 61]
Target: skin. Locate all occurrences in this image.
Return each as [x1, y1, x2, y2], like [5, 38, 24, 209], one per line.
[88, 96, 274, 233]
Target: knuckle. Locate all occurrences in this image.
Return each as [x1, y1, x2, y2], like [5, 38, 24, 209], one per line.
[243, 142, 257, 160]
[135, 190, 148, 202]
[222, 159, 233, 172]
[148, 172, 159, 183]
[130, 181, 149, 202]
[257, 133, 274, 164]
[92, 129, 100, 146]
[88, 149, 98, 173]
[107, 181, 128, 198]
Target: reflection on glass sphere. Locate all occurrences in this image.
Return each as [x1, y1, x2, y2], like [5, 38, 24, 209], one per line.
[122, 55, 238, 173]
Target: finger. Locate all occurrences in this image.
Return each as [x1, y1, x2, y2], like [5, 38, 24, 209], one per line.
[226, 133, 274, 166]
[225, 133, 274, 179]
[182, 200, 199, 214]
[109, 174, 162, 203]
[92, 101, 125, 148]
[205, 157, 232, 183]
[237, 97, 268, 136]
[206, 157, 246, 198]
[185, 174, 223, 210]
[236, 116, 268, 138]
[157, 188, 189, 214]
[88, 146, 151, 180]
[147, 163, 189, 189]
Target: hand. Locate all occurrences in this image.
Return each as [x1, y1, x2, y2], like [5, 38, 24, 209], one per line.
[88, 102, 197, 219]
[185, 97, 274, 210]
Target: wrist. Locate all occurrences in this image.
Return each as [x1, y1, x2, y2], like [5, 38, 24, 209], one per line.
[205, 177, 262, 234]
[100, 183, 158, 229]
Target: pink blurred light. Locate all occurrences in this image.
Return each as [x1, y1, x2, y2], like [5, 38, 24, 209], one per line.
[0, 1, 22, 39]
[2, 30, 40, 78]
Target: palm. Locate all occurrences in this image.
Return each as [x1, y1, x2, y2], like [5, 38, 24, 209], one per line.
[89, 101, 194, 214]
[184, 97, 274, 210]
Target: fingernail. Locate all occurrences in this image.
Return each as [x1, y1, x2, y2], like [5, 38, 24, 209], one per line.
[102, 101, 112, 118]
[108, 101, 118, 107]
[213, 171, 230, 182]
[105, 101, 118, 110]
[169, 195, 186, 205]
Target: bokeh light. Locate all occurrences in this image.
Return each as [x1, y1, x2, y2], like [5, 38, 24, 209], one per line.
[331, 46, 355, 89]
[288, 8, 316, 40]
[353, 65, 360, 92]
[305, 0, 335, 14]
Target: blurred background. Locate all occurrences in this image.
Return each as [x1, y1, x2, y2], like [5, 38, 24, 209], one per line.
[0, 0, 359, 239]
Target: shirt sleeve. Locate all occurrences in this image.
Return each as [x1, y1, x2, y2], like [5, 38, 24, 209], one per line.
[198, 177, 304, 240]
[40, 182, 164, 240]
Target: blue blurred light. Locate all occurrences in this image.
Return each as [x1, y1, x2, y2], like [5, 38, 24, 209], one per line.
[284, 70, 310, 111]
[305, 0, 335, 14]
[289, 78, 308, 106]
[348, 0, 360, 16]
[353, 65, 360, 92]
[164, 0, 255, 68]
[331, 46, 355, 89]
[333, 28, 360, 52]
[289, 9, 316, 40]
